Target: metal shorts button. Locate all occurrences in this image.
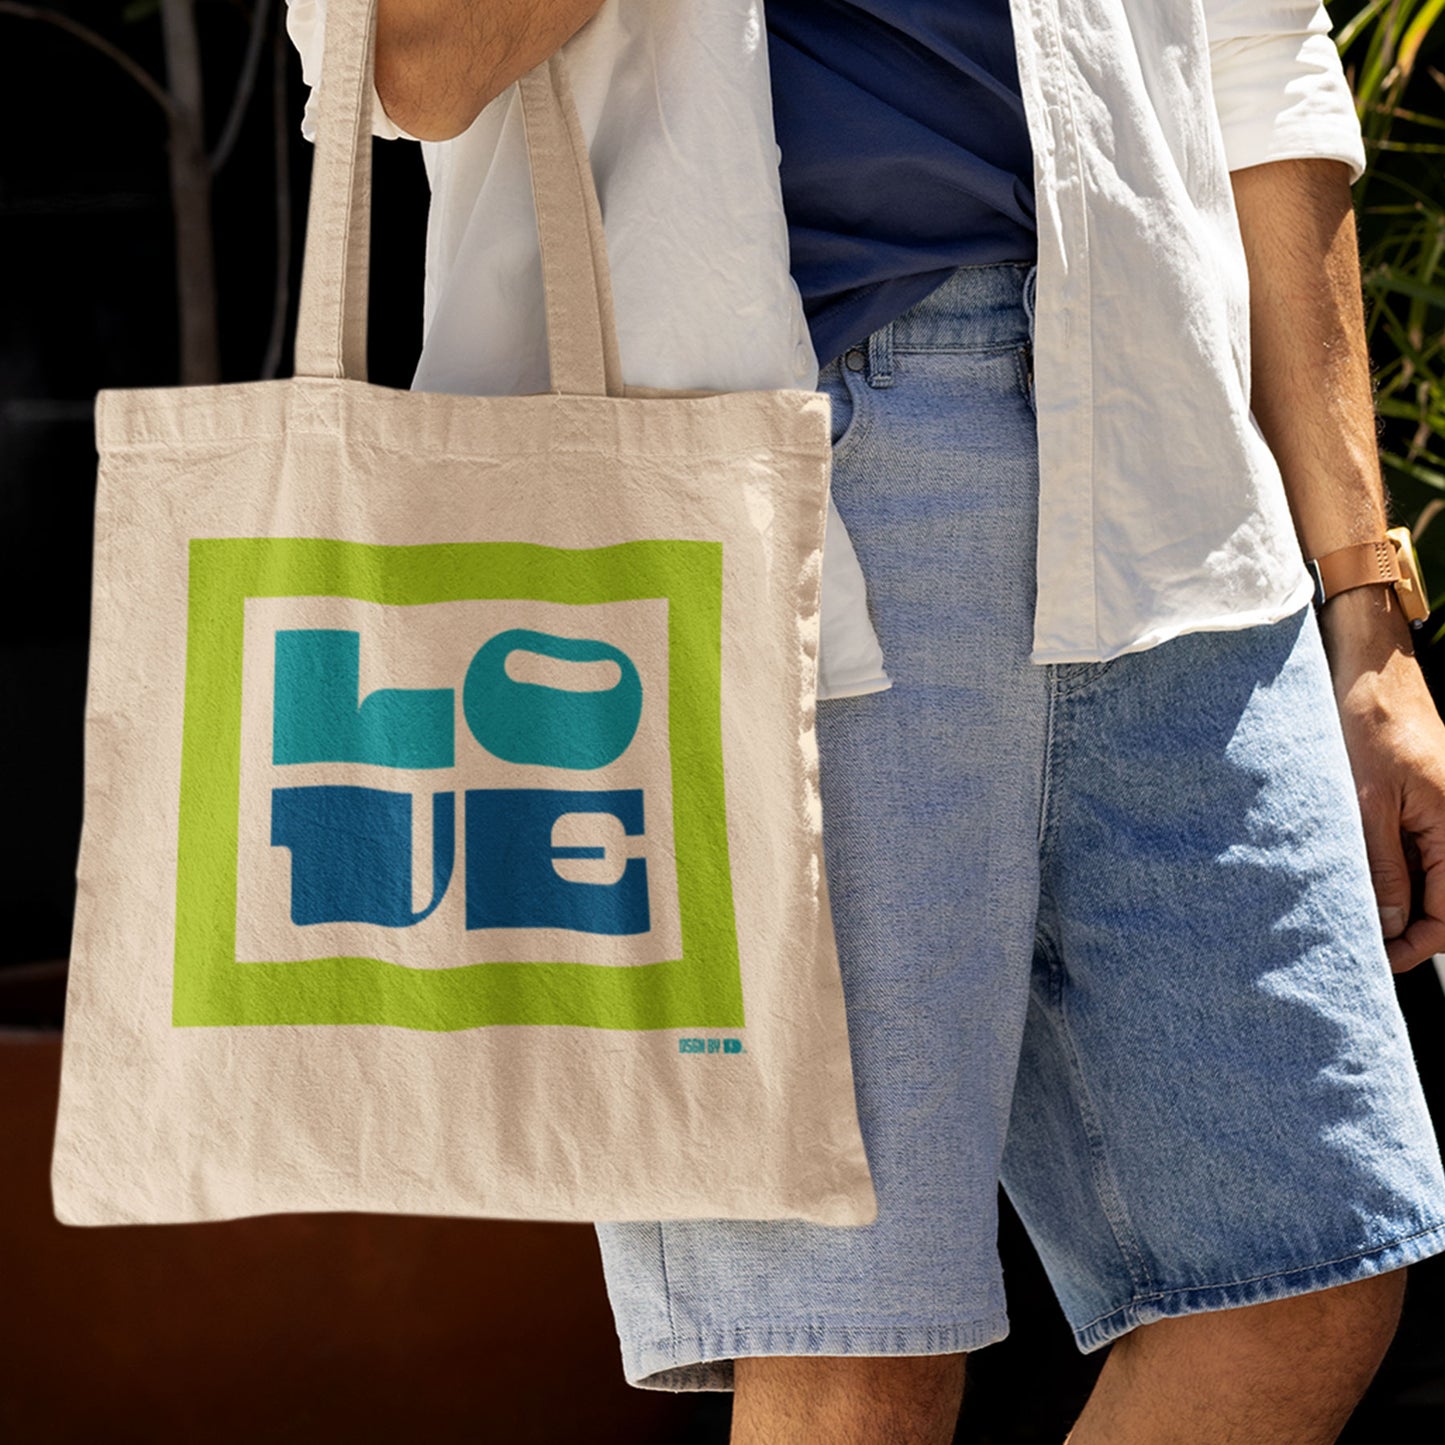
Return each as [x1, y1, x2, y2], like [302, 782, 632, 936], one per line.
[844, 347, 866, 372]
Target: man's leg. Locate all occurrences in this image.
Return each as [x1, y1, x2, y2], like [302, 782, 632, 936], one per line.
[731, 1354, 966, 1445]
[1067, 1271, 1405, 1445]
[727, 1268, 1401, 1445]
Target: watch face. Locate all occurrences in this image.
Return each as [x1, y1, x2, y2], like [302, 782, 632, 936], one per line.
[1387, 526, 1431, 626]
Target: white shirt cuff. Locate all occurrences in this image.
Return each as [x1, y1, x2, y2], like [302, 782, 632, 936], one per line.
[1208, 25, 1366, 180]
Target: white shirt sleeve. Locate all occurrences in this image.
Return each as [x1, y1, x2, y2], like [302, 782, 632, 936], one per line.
[1203, 1, 1367, 179]
[283, 0, 423, 143]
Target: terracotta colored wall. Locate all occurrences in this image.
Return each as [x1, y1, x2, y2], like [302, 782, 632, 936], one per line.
[0, 1032, 711, 1442]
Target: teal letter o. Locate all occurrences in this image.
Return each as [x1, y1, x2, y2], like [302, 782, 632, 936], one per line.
[463, 629, 643, 770]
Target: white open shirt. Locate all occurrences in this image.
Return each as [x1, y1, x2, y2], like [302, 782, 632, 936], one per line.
[285, 0, 1367, 683]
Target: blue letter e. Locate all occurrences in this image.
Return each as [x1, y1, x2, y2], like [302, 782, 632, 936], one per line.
[465, 789, 649, 935]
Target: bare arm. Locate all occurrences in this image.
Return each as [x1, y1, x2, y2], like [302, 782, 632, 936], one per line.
[1232, 156, 1445, 971]
[375, 0, 608, 141]
[1231, 159, 1393, 585]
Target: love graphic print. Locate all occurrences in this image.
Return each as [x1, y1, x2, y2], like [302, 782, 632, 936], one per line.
[172, 539, 745, 1033]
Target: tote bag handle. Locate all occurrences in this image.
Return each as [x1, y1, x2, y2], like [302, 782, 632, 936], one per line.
[293, 0, 624, 397]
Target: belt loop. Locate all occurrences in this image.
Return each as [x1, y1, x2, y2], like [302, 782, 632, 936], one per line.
[1023, 262, 1039, 347]
[867, 321, 894, 389]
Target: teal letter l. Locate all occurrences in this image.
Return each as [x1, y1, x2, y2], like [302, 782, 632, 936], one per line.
[273, 629, 455, 769]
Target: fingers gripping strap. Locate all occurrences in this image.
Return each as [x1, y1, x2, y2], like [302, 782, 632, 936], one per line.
[293, 0, 622, 396]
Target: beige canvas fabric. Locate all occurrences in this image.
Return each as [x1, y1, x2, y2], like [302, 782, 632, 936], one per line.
[50, 0, 876, 1228]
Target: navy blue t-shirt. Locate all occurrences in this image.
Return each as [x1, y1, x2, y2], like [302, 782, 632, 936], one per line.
[765, 0, 1037, 367]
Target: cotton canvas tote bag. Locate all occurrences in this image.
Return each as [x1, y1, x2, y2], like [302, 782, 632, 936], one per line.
[50, 0, 876, 1227]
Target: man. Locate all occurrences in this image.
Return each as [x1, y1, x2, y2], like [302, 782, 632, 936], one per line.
[292, 1, 1445, 1439]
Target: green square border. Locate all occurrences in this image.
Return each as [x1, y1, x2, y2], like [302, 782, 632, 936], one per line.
[173, 537, 744, 1032]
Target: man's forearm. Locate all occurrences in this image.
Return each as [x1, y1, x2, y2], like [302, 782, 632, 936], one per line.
[1230, 156, 1412, 653]
[376, 0, 607, 141]
[1232, 157, 1445, 973]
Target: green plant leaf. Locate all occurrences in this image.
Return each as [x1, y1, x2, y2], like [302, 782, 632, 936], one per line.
[1382, 453, 1445, 491]
[1366, 266, 1445, 308]
[1336, 0, 1395, 55]
[1402, 0, 1445, 73]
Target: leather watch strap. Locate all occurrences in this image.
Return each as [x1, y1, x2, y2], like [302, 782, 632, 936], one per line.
[1308, 538, 1401, 609]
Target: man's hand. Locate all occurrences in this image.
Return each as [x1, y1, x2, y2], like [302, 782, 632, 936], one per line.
[1321, 587, 1445, 971]
[376, 0, 609, 142]
[1231, 156, 1445, 972]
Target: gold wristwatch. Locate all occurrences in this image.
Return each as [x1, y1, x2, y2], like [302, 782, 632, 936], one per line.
[1307, 526, 1431, 631]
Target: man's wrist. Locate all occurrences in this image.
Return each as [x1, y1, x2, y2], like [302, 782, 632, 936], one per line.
[1316, 581, 1416, 672]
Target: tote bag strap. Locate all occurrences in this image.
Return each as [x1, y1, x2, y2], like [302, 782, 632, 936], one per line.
[517, 56, 625, 398]
[293, 0, 624, 398]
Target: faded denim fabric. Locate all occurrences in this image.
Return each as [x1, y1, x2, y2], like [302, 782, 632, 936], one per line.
[593, 262, 1445, 1391]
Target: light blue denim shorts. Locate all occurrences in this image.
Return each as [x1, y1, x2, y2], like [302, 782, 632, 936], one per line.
[594, 261, 1445, 1390]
